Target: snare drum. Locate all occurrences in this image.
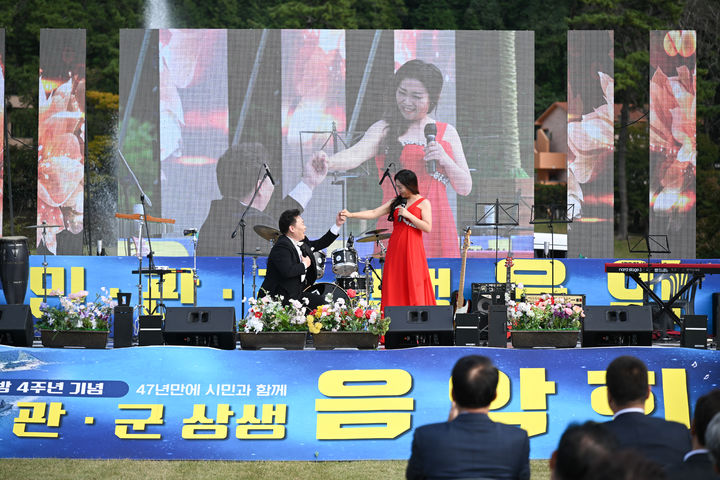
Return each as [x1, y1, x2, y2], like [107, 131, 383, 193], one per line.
[313, 250, 327, 278]
[304, 282, 350, 304]
[336, 276, 372, 293]
[331, 248, 358, 276]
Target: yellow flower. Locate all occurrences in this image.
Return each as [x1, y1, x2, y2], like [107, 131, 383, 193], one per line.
[307, 316, 322, 334]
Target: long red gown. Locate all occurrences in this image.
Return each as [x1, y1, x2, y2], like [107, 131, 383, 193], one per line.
[374, 122, 460, 258]
[381, 197, 437, 312]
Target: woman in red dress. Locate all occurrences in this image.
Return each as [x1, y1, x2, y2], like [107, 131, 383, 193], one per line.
[316, 59, 471, 258]
[341, 170, 436, 311]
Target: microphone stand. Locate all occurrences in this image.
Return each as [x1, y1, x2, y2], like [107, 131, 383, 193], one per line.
[231, 165, 271, 320]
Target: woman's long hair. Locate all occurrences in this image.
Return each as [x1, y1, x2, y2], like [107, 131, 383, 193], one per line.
[381, 60, 444, 167]
[388, 169, 420, 221]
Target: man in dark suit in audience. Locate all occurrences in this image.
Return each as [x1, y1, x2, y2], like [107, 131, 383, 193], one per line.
[666, 389, 720, 479]
[707, 412, 720, 473]
[603, 355, 691, 469]
[406, 355, 530, 480]
[260, 208, 344, 310]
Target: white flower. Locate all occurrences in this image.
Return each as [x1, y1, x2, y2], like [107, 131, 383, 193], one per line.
[245, 317, 264, 333]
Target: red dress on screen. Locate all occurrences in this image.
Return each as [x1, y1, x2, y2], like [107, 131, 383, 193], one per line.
[374, 122, 460, 258]
[381, 197, 437, 312]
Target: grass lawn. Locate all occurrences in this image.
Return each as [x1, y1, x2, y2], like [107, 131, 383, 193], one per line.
[0, 459, 551, 479]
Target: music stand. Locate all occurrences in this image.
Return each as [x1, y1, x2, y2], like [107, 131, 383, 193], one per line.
[476, 200, 519, 293]
[628, 234, 672, 329]
[529, 204, 574, 297]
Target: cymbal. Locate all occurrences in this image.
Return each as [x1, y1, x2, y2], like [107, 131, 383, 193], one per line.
[26, 223, 62, 229]
[253, 224, 280, 242]
[362, 228, 388, 236]
[235, 252, 267, 257]
[357, 233, 391, 243]
[369, 251, 386, 258]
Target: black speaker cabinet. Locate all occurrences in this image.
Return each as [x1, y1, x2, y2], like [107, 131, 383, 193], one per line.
[487, 304, 507, 348]
[471, 283, 505, 312]
[0, 304, 34, 346]
[384, 305, 453, 349]
[455, 312, 484, 346]
[163, 307, 237, 350]
[681, 315, 707, 349]
[138, 315, 164, 346]
[581, 305, 653, 347]
[113, 306, 134, 348]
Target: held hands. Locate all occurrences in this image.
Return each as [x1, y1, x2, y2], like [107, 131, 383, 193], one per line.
[336, 210, 347, 227]
[302, 151, 329, 189]
[339, 209, 352, 220]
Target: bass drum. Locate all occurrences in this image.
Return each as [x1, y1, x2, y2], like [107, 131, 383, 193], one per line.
[336, 276, 372, 293]
[304, 282, 349, 304]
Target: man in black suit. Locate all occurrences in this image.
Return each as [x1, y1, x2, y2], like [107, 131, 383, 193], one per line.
[603, 355, 691, 469]
[707, 413, 720, 473]
[259, 208, 344, 309]
[666, 389, 720, 479]
[406, 355, 530, 480]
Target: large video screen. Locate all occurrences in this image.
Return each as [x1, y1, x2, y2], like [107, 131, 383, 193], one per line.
[649, 30, 696, 259]
[119, 29, 535, 258]
[0, 30, 4, 236]
[38, 29, 86, 255]
[567, 30, 614, 258]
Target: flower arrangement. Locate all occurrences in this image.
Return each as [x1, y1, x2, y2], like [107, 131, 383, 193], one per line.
[306, 289, 391, 336]
[240, 295, 308, 333]
[507, 293, 584, 331]
[36, 288, 116, 332]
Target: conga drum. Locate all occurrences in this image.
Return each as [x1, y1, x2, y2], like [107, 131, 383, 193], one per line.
[0, 236, 30, 304]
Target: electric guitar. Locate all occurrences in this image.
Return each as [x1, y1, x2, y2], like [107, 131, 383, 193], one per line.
[505, 256, 514, 303]
[452, 228, 472, 316]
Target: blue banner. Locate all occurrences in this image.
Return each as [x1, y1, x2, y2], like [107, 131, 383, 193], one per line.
[0, 345, 717, 460]
[11, 256, 720, 334]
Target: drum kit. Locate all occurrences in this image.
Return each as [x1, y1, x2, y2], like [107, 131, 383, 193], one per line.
[251, 224, 390, 301]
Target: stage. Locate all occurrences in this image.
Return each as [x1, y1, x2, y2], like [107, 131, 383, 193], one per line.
[0, 344, 717, 461]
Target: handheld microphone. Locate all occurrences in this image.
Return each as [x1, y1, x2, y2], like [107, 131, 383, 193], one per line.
[263, 163, 275, 185]
[379, 163, 394, 185]
[424, 123, 437, 174]
[184, 228, 198, 236]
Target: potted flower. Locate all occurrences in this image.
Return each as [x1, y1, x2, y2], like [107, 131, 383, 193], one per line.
[306, 289, 391, 349]
[506, 291, 584, 348]
[238, 295, 309, 350]
[37, 288, 116, 348]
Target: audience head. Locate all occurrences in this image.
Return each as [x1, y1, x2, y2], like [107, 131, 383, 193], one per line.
[692, 389, 720, 447]
[451, 355, 498, 409]
[606, 355, 650, 410]
[707, 412, 720, 470]
[551, 421, 618, 480]
[583, 450, 667, 480]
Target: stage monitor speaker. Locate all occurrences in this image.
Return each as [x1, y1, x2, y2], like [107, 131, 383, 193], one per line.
[113, 306, 133, 348]
[138, 315, 164, 346]
[163, 307, 236, 350]
[487, 304, 507, 348]
[581, 305, 652, 347]
[0, 304, 33, 346]
[384, 305, 453, 349]
[681, 315, 707, 349]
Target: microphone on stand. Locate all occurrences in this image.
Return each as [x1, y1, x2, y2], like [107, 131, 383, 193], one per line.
[263, 163, 275, 185]
[379, 163, 394, 185]
[424, 123, 437, 174]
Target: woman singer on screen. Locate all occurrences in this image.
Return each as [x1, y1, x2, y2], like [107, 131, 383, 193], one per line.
[340, 169, 435, 312]
[316, 59, 470, 258]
